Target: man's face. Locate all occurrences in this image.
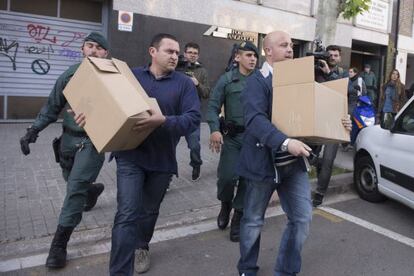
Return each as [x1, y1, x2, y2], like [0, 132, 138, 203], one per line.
[150, 38, 180, 73]
[348, 69, 356, 78]
[264, 33, 293, 63]
[184, 47, 199, 64]
[82, 41, 108, 58]
[364, 67, 370, 73]
[235, 50, 257, 72]
[327, 50, 341, 67]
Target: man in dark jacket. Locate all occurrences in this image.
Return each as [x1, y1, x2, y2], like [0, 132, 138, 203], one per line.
[237, 31, 352, 276]
[182, 42, 210, 180]
[207, 41, 258, 242]
[19, 32, 109, 269]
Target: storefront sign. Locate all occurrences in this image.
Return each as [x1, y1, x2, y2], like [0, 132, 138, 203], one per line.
[205, 26, 258, 44]
[355, 0, 389, 32]
[118, 10, 133, 32]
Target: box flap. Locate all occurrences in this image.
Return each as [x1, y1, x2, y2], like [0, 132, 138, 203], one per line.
[273, 56, 315, 87]
[322, 78, 348, 97]
[112, 58, 150, 99]
[88, 57, 119, 73]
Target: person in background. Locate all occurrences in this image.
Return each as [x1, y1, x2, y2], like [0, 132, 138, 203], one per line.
[378, 69, 407, 129]
[347, 67, 367, 116]
[207, 41, 259, 242]
[361, 64, 378, 108]
[181, 42, 210, 181]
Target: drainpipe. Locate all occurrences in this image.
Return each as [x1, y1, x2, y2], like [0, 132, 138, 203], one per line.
[393, 0, 400, 68]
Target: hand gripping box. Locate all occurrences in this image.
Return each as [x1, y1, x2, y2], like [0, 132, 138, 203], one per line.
[272, 56, 350, 144]
[63, 57, 161, 152]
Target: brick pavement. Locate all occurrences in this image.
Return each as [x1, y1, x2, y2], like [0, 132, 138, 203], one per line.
[0, 122, 353, 260]
[0, 123, 219, 244]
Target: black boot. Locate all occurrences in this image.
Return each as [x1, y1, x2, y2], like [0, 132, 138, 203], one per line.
[45, 225, 74, 268]
[230, 209, 243, 242]
[84, 183, 104, 212]
[217, 201, 232, 230]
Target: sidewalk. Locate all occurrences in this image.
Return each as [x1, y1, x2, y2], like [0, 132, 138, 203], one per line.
[0, 122, 354, 262]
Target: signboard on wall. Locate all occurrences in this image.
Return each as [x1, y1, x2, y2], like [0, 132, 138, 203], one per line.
[0, 11, 102, 97]
[204, 26, 258, 44]
[355, 0, 389, 32]
[118, 10, 133, 32]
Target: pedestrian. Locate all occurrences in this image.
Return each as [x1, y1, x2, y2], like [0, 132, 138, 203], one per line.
[207, 41, 259, 242]
[361, 64, 378, 108]
[236, 31, 352, 276]
[107, 33, 201, 275]
[181, 42, 210, 181]
[378, 69, 407, 129]
[347, 67, 367, 115]
[311, 45, 349, 207]
[19, 32, 109, 269]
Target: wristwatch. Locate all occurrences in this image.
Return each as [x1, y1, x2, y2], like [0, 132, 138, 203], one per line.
[281, 138, 291, 152]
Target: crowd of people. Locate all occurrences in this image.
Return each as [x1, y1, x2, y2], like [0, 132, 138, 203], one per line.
[19, 28, 411, 276]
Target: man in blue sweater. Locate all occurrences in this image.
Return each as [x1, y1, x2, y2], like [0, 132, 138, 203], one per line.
[237, 31, 352, 276]
[108, 33, 200, 275]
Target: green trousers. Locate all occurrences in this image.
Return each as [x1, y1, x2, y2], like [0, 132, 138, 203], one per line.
[58, 133, 105, 227]
[216, 135, 246, 210]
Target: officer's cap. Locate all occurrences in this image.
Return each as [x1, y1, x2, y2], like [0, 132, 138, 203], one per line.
[237, 41, 259, 57]
[84, 32, 109, 50]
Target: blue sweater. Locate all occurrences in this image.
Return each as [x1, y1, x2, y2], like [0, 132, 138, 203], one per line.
[113, 66, 201, 174]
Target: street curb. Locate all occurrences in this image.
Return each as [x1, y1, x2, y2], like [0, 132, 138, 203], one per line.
[0, 172, 354, 263]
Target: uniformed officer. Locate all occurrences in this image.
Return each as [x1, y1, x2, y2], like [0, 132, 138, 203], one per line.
[19, 32, 109, 269]
[207, 41, 258, 242]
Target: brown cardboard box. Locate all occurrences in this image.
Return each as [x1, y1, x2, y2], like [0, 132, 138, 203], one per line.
[272, 56, 349, 144]
[63, 57, 161, 152]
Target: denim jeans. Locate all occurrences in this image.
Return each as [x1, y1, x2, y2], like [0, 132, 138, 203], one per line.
[238, 161, 312, 276]
[109, 157, 170, 276]
[315, 143, 339, 195]
[185, 126, 202, 168]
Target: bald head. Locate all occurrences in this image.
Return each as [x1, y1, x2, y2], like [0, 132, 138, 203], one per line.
[263, 31, 293, 64]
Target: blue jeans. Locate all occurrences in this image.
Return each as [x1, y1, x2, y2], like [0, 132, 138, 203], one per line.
[238, 161, 312, 276]
[185, 126, 202, 168]
[109, 157, 170, 276]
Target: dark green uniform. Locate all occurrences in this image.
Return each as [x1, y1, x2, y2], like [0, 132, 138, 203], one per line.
[32, 63, 105, 227]
[207, 68, 249, 210]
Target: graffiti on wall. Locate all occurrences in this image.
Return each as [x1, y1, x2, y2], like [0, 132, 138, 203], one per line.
[0, 22, 87, 74]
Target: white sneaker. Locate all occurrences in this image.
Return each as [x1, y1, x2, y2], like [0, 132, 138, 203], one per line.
[134, 248, 150, 274]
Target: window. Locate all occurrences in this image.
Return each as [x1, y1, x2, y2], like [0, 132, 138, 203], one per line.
[61, 0, 102, 23]
[394, 101, 414, 134]
[11, 0, 57, 17]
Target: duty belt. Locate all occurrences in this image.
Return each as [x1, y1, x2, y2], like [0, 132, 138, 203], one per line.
[62, 126, 88, 137]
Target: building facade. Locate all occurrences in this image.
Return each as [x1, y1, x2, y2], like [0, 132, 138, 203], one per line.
[0, 0, 398, 120]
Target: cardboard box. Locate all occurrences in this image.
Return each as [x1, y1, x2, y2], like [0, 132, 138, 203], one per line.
[63, 56, 161, 152]
[272, 56, 349, 144]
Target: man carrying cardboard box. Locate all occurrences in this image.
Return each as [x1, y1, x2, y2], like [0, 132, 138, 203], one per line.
[236, 31, 352, 276]
[19, 32, 109, 269]
[105, 33, 201, 275]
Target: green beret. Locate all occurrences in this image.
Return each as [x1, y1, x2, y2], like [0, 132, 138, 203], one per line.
[84, 32, 109, 50]
[237, 41, 259, 57]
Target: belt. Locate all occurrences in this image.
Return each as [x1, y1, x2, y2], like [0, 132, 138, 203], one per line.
[234, 125, 245, 134]
[62, 126, 88, 137]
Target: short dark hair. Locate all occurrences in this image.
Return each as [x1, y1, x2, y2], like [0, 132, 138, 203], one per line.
[326, 45, 342, 53]
[350, 67, 359, 74]
[184, 42, 200, 52]
[150, 33, 178, 49]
